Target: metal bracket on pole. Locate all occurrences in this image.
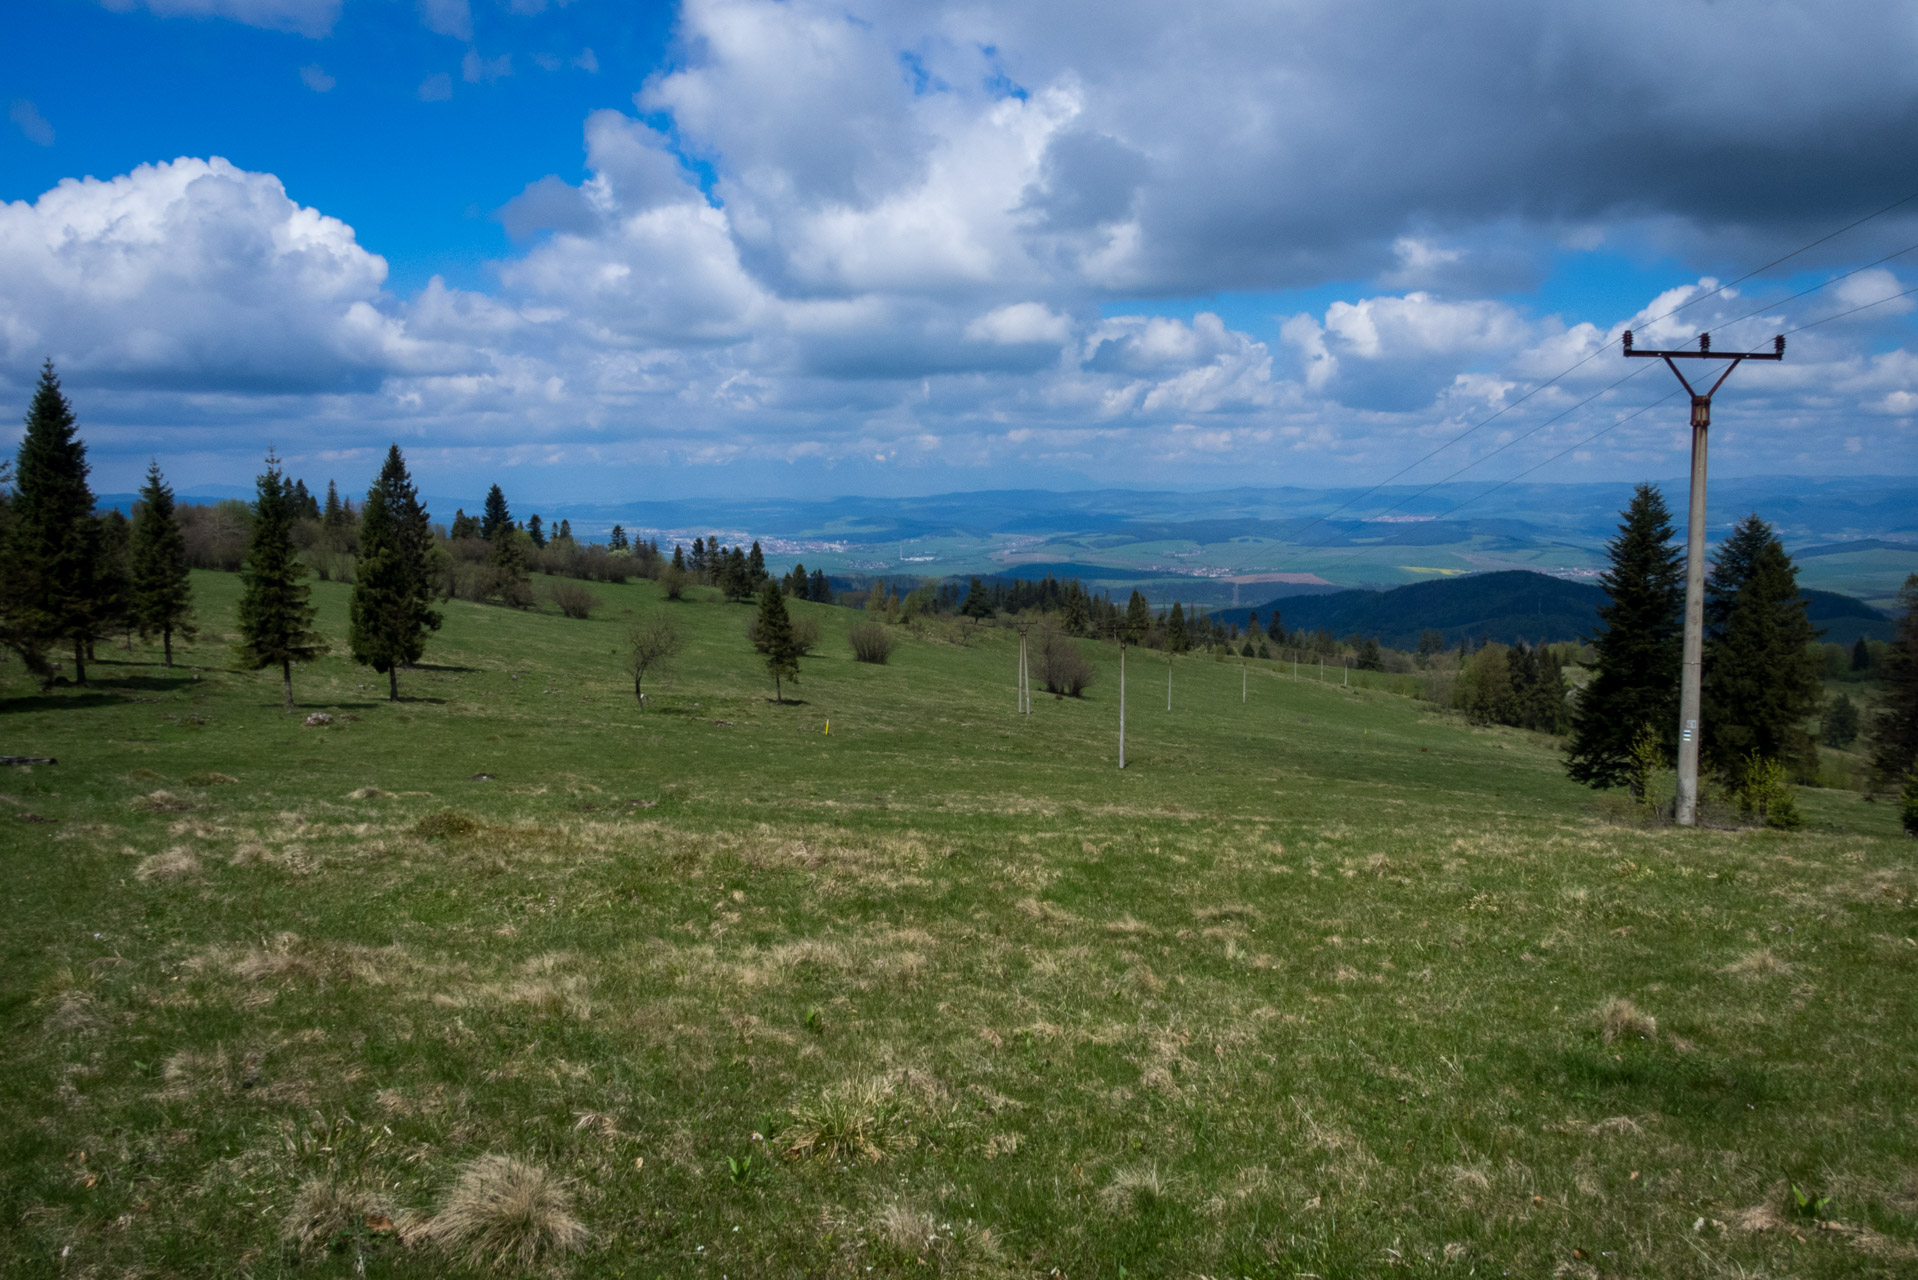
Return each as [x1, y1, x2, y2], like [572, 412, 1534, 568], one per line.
[1621, 329, 1784, 826]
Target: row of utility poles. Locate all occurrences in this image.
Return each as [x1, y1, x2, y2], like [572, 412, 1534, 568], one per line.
[1005, 327, 1783, 808]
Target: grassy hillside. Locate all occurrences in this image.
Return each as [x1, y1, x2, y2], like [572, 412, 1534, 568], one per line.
[3, 572, 1914, 1279]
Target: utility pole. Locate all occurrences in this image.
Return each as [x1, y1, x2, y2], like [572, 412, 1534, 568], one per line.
[1623, 328, 1785, 826]
[1118, 639, 1128, 769]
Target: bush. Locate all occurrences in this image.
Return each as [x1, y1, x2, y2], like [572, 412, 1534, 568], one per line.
[659, 564, 689, 600]
[848, 620, 895, 664]
[1737, 752, 1804, 830]
[1038, 628, 1095, 697]
[546, 580, 601, 619]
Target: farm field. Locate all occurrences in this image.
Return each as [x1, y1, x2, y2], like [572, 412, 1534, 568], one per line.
[3, 571, 1915, 1279]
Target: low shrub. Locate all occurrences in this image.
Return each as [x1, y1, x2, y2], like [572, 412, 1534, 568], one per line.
[848, 620, 895, 664]
[546, 580, 601, 619]
[414, 811, 480, 839]
[1038, 628, 1095, 697]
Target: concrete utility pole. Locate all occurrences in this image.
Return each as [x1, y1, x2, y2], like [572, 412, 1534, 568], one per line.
[1118, 641, 1128, 769]
[1623, 328, 1785, 826]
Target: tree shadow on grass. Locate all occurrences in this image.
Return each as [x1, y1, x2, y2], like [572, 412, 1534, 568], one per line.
[766, 697, 811, 706]
[1539, 1043, 1784, 1123]
[0, 692, 130, 715]
[407, 662, 483, 673]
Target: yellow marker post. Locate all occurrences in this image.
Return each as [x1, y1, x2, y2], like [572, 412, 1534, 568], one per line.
[824, 720, 830, 736]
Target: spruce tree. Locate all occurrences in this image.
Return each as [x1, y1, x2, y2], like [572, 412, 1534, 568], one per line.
[808, 568, 831, 603]
[671, 543, 686, 571]
[527, 514, 546, 549]
[235, 451, 327, 711]
[349, 445, 442, 700]
[449, 508, 480, 541]
[753, 582, 801, 702]
[0, 460, 52, 680]
[129, 461, 195, 666]
[1166, 603, 1188, 653]
[9, 361, 101, 683]
[1822, 693, 1860, 750]
[1869, 574, 1918, 788]
[609, 524, 628, 551]
[748, 540, 767, 583]
[1567, 484, 1684, 788]
[556, 518, 573, 543]
[1852, 636, 1872, 673]
[480, 485, 513, 542]
[1700, 514, 1821, 776]
[94, 507, 132, 655]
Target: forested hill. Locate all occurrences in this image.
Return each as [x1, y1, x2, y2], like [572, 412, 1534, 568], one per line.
[1214, 570, 1891, 648]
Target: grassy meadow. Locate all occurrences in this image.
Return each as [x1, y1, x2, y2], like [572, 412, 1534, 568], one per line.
[2, 570, 1915, 1278]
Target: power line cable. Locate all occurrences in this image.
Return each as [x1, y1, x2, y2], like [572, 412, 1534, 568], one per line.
[1239, 189, 1918, 564]
[1294, 279, 1918, 581]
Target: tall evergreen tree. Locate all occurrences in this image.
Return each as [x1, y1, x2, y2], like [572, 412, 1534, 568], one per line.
[322, 479, 345, 529]
[671, 542, 686, 571]
[1869, 574, 1918, 788]
[8, 361, 101, 683]
[608, 524, 628, 551]
[349, 445, 442, 700]
[1567, 484, 1684, 788]
[556, 518, 573, 543]
[962, 577, 995, 619]
[1165, 602, 1189, 653]
[807, 568, 831, 603]
[448, 508, 480, 540]
[748, 540, 767, 583]
[1851, 636, 1871, 672]
[94, 508, 132, 655]
[753, 582, 801, 702]
[1700, 514, 1821, 776]
[526, 514, 546, 549]
[291, 478, 320, 521]
[235, 451, 328, 711]
[480, 484, 513, 541]
[129, 461, 195, 666]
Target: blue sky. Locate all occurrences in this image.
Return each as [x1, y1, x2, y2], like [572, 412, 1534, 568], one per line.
[4, 0, 1916, 504]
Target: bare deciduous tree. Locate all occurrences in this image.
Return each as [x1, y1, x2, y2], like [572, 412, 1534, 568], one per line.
[626, 616, 685, 710]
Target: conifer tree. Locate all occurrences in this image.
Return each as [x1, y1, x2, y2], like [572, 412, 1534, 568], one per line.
[1701, 513, 1820, 776]
[1166, 602, 1188, 653]
[322, 479, 345, 529]
[1822, 693, 1860, 750]
[748, 540, 767, 583]
[349, 445, 442, 700]
[8, 361, 102, 682]
[1868, 574, 1918, 788]
[690, 537, 707, 579]
[962, 577, 995, 619]
[753, 582, 801, 702]
[449, 508, 480, 540]
[1567, 484, 1684, 788]
[0, 459, 52, 680]
[556, 518, 573, 543]
[671, 543, 686, 571]
[1061, 583, 1090, 636]
[129, 461, 195, 666]
[235, 451, 327, 711]
[291, 478, 320, 521]
[89, 508, 132, 656]
[609, 524, 628, 551]
[527, 514, 546, 549]
[808, 568, 831, 603]
[1852, 636, 1872, 673]
[480, 485, 513, 542]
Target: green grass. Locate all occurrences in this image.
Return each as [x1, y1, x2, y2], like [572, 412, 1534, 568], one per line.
[3, 570, 1915, 1278]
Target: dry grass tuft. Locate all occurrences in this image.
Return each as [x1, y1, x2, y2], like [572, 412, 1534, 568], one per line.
[786, 1070, 947, 1164]
[281, 1178, 394, 1252]
[1587, 1115, 1645, 1137]
[406, 1155, 586, 1269]
[1195, 903, 1263, 925]
[346, 786, 396, 800]
[1015, 897, 1075, 924]
[868, 1201, 1002, 1272]
[134, 847, 202, 881]
[1596, 998, 1657, 1043]
[131, 790, 193, 813]
[1723, 948, 1793, 980]
[1104, 915, 1154, 936]
[1099, 1164, 1170, 1214]
[185, 772, 239, 787]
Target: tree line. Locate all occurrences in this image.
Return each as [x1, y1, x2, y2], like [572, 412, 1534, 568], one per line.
[1564, 483, 1918, 827]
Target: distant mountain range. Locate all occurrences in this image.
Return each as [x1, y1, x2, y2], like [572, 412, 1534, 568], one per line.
[1213, 570, 1893, 648]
